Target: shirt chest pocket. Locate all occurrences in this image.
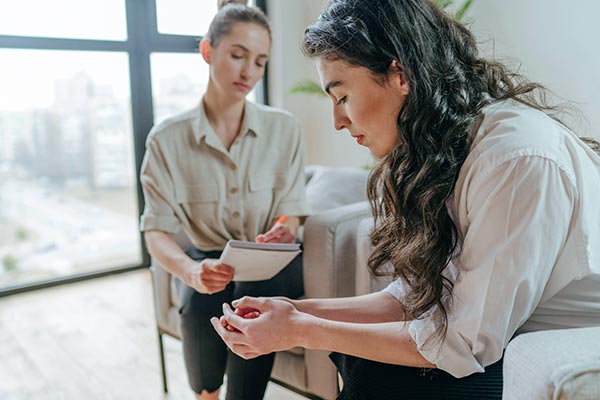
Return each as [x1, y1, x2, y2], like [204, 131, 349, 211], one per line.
[247, 174, 287, 206]
[175, 184, 220, 226]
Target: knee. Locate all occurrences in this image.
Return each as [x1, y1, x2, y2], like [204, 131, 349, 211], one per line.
[179, 289, 228, 322]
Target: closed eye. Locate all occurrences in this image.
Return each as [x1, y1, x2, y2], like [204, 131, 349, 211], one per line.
[336, 96, 347, 105]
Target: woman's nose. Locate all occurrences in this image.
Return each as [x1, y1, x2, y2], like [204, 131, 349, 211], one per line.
[240, 66, 249, 79]
[333, 108, 349, 131]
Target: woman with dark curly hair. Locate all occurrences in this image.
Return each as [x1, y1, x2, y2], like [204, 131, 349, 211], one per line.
[212, 0, 600, 398]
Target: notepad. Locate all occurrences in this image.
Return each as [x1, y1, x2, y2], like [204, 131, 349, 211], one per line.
[219, 240, 302, 282]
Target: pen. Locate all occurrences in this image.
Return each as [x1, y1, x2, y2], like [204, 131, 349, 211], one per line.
[277, 215, 288, 224]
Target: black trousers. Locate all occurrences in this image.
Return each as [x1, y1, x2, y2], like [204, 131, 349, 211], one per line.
[330, 352, 503, 400]
[177, 248, 304, 400]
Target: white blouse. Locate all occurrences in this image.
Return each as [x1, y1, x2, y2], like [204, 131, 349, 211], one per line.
[384, 100, 600, 378]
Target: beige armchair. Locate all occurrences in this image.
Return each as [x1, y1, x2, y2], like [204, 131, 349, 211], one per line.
[150, 166, 372, 399]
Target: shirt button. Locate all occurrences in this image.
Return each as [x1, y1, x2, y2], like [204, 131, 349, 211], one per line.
[230, 187, 238, 194]
[233, 211, 240, 218]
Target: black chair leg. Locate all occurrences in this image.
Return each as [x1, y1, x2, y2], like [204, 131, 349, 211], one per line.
[158, 331, 169, 393]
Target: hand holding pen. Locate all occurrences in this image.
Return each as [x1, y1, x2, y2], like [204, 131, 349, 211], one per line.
[255, 215, 297, 243]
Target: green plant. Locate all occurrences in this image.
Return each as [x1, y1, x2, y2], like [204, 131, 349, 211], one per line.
[433, 0, 474, 22]
[2, 254, 19, 272]
[15, 227, 29, 241]
[290, 80, 327, 97]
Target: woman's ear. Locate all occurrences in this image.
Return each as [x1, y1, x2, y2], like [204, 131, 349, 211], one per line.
[200, 39, 212, 64]
[389, 59, 410, 97]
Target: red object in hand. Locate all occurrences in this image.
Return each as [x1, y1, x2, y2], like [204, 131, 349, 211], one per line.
[224, 307, 260, 332]
[237, 307, 261, 319]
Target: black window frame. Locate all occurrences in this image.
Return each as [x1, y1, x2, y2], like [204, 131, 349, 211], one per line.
[0, 0, 268, 297]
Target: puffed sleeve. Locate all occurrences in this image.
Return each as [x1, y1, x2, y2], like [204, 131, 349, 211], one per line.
[139, 137, 181, 234]
[272, 119, 309, 218]
[406, 155, 576, 377]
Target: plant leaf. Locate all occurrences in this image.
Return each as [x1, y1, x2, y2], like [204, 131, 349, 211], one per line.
[434, 0, 454, 9]
[455, 0, 474, 21]
[290, 80, 327, 97]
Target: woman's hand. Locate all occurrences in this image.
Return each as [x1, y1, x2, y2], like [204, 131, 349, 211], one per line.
[255, 219, 297, 243]
[210, 296, 305, 359]
[222, 306, 261, 332]
[185, 258, 235, 294]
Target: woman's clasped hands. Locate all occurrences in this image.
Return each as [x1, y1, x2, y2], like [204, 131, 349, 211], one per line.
[210, 296, 306, 359]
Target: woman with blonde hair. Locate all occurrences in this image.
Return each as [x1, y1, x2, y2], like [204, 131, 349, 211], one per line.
[140, 2, 307, 399]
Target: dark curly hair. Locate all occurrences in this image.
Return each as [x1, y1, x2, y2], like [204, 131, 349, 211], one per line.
[302, 0, 599, 342]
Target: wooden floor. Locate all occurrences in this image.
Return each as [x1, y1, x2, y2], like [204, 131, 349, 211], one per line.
[0, 270, 306, 400]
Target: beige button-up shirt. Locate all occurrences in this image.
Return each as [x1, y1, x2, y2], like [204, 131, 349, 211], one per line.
[140, 99, 308, 251]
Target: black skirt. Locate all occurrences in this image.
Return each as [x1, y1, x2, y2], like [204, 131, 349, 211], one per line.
[330, 352, 503, 400]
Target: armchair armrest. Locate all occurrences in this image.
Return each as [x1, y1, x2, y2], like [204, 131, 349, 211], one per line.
[151, 264, 171, 330]
[301, 200, 372, 398]
[150, 229, 192, 339]
[303, 200, 372, 299]
[503, 327, 600, 400]
[355, 217, 393, 296]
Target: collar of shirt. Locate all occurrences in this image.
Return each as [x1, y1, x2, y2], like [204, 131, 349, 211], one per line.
[191, 98, 260, 146]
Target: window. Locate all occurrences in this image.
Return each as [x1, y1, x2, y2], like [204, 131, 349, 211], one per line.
[155, 0, 258, 37]
[0, 0, 127, 40]
[156, 0, 218, 37]
[0, 0, 268, 295]
[0, 49, 139, 288]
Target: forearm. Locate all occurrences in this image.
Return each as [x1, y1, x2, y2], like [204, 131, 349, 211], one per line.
[214, 296, 429, 368]
[298, 315, 434, 368]
[294, 291, 406, 323]
[144, 230, 195, 281]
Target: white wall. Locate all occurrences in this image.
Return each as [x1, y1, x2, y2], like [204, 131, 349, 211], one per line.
[268, 0, 600, 168]
[267, 0, 373, 168]
[469, 0, 600, 139]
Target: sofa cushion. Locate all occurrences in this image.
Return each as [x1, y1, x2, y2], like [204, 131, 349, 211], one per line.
[304, 165, 370, 214]
[503, 326, 600, 400]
